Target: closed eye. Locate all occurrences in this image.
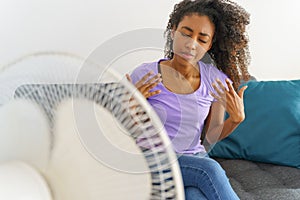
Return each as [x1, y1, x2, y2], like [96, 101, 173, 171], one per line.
[180, 31, 208, 44]
[180, 32, 191, 37]
[198, 39, 207, 44]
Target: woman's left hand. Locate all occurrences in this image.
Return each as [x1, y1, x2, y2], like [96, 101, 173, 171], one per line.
[210, 78, 247, 124]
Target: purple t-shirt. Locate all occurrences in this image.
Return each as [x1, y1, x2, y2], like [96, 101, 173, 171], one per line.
[130, 59, 229, 154]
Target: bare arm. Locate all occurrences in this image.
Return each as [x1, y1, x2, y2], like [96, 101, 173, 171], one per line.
[205, 78, 247, 144]
[205, 102, 242, 144]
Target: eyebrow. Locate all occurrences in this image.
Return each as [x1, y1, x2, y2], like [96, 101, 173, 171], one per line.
[181, 26, 211, 38]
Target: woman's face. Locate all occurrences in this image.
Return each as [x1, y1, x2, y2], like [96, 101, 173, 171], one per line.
[172, 14, 215, 66]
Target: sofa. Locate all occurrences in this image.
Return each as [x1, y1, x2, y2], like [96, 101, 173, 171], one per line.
[209, 79, 300, 200]
[214, 158, 300, 200]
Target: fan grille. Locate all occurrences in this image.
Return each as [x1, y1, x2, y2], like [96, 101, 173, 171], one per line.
[14, 83, 179, 199]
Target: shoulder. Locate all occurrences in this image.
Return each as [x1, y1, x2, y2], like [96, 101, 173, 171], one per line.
[131, 61, 157, 74]
[130, 60, 160, 84]
[199, 61, 230, 83]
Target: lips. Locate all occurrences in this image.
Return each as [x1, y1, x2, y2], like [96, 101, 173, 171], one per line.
[180, 52, 195, 60]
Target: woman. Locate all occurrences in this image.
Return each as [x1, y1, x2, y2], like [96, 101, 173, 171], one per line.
[127, 0, 250, 199]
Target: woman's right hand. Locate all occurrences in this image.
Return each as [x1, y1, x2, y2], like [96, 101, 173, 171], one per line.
[126, 71, 162, 98]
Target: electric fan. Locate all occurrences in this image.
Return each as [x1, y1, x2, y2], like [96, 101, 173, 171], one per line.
[0, 52, 184, 200]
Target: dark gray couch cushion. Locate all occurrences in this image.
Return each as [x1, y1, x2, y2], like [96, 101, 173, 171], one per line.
[214, 158, 300, 200]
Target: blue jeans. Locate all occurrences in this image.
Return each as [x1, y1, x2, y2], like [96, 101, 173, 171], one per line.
[177, 153, 239, 200]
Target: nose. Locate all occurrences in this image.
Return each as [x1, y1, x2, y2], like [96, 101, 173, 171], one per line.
[185, 37, 198, 50]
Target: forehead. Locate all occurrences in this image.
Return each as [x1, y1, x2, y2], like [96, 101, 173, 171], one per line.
[177, 14, 215, 34]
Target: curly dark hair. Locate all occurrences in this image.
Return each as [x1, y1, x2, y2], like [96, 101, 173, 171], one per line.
[164, 0, 251, 90]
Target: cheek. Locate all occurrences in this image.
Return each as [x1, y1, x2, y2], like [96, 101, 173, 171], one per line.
[172, 38, 184, 52]
[195, 45, 208, 59]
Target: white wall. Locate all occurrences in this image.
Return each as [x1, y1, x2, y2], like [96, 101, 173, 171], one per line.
[1, 0, 299, 80]
[237, 0, 300, 80]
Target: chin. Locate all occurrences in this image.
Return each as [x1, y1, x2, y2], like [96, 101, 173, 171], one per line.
[179, 56, 198, 66]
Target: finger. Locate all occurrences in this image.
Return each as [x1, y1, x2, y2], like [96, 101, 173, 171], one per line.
[136, 71, 154, 87]
[209, 91, 220, 101]
[209, 91, 226, 105]
[138, 82, 151, 94]
[129, 104, 139, 110]
[138, 76, 161, 92]
[126, 74, 132, 82]
[216, 79, 228, 92]
[238, 85, 248, 99]
[147, 73, 161, 84]
[212, 82, 224, 96]
[144, 78, 162, 91]
[225, 78, 235, 93]
[145, 90, 161, 98]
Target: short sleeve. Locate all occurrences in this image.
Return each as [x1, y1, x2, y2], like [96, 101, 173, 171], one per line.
[200, 62, 232, 102]
[130, 62, 157, 85]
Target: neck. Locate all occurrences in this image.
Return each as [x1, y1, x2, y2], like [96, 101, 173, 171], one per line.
[170, 58, 199, 78]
